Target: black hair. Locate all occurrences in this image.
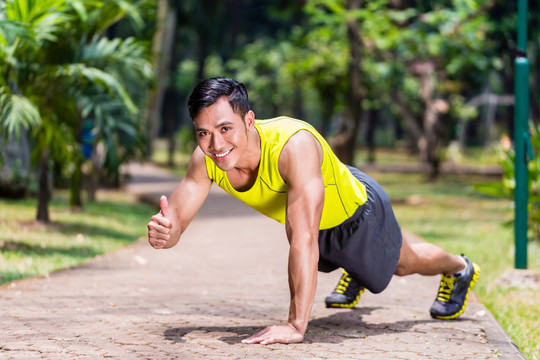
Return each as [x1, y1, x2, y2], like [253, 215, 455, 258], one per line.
[187, 77, 250, 120]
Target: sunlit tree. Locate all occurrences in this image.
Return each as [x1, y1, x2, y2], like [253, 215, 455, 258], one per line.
[0, 0, 154, 221]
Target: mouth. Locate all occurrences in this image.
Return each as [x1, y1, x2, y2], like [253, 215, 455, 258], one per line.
[212, 149, 232, 159]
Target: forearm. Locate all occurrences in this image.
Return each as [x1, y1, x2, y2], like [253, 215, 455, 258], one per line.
[287, 234, 319, 334]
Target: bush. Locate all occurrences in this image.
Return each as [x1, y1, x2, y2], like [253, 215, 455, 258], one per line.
[474, 123, 540, 241]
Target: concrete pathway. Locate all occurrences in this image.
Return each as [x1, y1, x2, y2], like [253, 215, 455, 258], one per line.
[0, 162, 525, 359]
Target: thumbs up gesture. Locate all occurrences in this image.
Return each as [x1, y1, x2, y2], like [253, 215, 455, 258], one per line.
[159, 195, 168, 217]
[147, 195, 173, 249]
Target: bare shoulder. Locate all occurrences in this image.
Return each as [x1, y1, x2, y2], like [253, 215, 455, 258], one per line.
[279, 130, 323, 182]
[185, 146, 211, 182]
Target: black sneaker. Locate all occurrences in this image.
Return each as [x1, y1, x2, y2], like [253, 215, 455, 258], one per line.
[325, 270, 365, 308]
[430, 255, 480, 319]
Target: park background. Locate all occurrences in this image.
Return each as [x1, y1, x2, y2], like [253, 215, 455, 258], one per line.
[0, 1, 538, 358]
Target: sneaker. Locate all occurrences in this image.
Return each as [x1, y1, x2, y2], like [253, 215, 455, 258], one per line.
[325, 270, 365, 308]
[430, 254, 480, 319]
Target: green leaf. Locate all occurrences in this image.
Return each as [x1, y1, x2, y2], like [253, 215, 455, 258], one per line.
[0, 93, 41, 138]
[473, 182, 508, 198]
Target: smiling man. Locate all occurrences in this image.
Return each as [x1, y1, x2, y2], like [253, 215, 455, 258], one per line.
[147, 77, 480, 345]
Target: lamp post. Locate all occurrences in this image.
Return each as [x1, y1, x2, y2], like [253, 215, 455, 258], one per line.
[513, 0, 530, 269]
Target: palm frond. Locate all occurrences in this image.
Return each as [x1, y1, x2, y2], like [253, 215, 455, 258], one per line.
[110, 0, 145, 29]
[0, 19, 33, 47]
[56, 63, 137, 114]
[85, 0, 145, 35]
[0, 92, 41, 139]
[5, 0, 72, 42]
[79, 36, 154, 82]
[66, 0, 89, 22]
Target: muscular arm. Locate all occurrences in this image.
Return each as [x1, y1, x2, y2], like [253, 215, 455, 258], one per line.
[147, 147, 212, 249]
[242, 130, 324, 344]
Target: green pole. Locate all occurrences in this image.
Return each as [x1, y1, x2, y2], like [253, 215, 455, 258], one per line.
[514, 0, 529, 269]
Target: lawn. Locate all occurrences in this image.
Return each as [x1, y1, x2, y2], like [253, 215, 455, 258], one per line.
[0, 190, 154, 285]
[365, 168, 539, 360]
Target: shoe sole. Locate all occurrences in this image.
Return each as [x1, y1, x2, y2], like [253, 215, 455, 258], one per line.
[432, 263, 481, 320]
[325, 290, 364, 309]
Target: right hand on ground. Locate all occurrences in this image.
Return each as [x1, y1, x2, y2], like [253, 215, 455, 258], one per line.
[147, 195, 172, 249]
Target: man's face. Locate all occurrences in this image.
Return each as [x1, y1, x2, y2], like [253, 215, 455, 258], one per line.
[194, 97, 253, 172]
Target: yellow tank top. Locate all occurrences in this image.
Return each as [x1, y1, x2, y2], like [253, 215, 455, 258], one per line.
[205, 117, 367, 229]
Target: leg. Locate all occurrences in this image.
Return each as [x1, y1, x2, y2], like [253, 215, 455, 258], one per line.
[394, 230, 465, 277]
[394, 231, 480, 319]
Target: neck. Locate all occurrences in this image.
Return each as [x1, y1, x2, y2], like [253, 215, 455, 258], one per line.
[234, 126, 261, 174]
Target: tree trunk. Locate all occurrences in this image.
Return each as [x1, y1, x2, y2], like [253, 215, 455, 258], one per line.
[293, 85, 304, 120]
[366, 109, 378, 163]
[146, 0, 177, 158]
[165, 86, 177, 167]
[392, 90, 423, 154]
[415, 61, 440, 180]
[70, 158, 82, 210]
[70, 105, 83, 210]
[332, 0, 363, 165]
[165, 20, 182, 166]
[317, 83, 340, 137]
[196, 30, 208, 83]
[36, 150, 50, 223]
[87, 145, 103, 203]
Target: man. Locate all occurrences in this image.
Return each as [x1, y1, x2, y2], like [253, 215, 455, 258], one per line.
[147, 77, 480, 345]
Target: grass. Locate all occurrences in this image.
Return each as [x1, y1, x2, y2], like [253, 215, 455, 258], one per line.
[0, 190, 154, 286]
[365, 169, 540, 360]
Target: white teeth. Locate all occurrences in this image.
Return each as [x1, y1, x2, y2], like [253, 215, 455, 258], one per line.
[214, 150, 231, 158]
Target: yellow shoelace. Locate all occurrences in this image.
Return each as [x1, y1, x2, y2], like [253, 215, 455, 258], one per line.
[436, 274, 456, 302]
[335, 273, 353, 294]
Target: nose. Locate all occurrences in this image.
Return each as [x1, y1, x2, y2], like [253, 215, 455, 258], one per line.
[210, 133, 225, 151]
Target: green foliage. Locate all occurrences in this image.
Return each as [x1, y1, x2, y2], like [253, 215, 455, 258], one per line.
[474, 124, 540, 241]
[226, 38, 299, 118]
[0, 92, 40, 139]
[0, 0, 155, 217]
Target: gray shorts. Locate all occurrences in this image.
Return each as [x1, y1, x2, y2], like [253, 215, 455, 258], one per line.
[317, 166, 402, 294]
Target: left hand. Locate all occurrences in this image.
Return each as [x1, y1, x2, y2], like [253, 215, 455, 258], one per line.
[241, 324, 304, 345]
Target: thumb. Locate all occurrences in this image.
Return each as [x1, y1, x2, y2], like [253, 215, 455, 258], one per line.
[160, 195, 169, 217]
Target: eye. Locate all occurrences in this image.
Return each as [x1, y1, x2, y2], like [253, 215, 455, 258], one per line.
[221, 126, 231, 132]
[198, 131, 209, 137]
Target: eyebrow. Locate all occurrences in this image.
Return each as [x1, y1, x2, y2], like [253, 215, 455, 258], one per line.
[195, 120, 234, 132]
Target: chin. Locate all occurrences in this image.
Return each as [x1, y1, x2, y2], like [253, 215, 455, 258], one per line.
[213, 160, 235, 172]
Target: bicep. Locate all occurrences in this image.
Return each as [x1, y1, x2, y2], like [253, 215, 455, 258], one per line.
[280, 132, 325, 237]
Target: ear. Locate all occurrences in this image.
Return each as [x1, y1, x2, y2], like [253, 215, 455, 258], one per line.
[245, 110, 255, 130]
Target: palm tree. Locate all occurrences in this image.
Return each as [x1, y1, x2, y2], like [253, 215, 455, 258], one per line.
[0, 0, 154, 222]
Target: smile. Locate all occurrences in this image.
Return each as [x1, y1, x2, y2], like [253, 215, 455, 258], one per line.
[214, 149, 231, 158]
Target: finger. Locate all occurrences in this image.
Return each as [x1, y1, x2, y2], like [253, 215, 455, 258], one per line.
[147, 222, 171, 237]
[151, 239, 166, 249]
[241, 337, 264, 344]
[241, 327, 270, 344]
[260, 338, 277, 345]
[150, 215, 172, 228]
[148, 229, 170, 241]
[160, 195, 168, 217]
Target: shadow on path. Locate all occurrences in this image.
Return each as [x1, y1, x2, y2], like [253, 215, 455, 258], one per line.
[163, 307, 446, 345]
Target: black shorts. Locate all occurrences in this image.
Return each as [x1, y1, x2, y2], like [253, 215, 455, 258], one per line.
[317, 166, 402, 294]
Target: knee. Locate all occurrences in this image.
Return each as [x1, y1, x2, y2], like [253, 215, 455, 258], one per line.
[394, 263, 411, 276]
